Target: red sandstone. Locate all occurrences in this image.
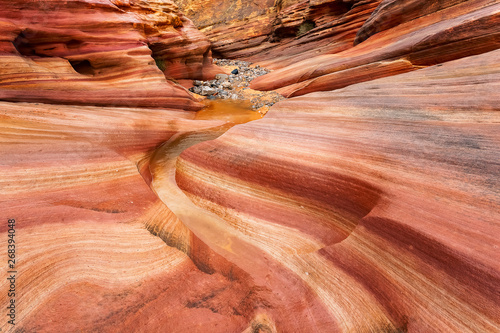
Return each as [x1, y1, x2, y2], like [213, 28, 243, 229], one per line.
[0, 0, 499, 331]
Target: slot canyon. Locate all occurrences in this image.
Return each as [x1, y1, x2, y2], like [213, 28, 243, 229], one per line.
[0, 0, 499, 332]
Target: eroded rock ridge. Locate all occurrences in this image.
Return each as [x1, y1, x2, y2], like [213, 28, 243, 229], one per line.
[0, 0, 499, 332]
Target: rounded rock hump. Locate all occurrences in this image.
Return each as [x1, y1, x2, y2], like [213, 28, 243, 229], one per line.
[0, 0, 222, 110]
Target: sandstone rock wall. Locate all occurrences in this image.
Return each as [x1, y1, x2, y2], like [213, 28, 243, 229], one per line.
[0, 0, 499, 331]
[0, 0, 223, 109]
[175, 0, 278, 29]
[0, 101, 261, 332]
[354, 0, 472, 44]
[175, 0, 382, 68]
[176, 49, 500, 332]
[251, 0, 500, 96]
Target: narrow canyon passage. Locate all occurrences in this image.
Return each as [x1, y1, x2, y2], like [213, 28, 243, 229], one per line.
[1, 0, 499, 332]
[147, 100, 346, 331]
[0, 100, 290, 332]
[150, 53, 500, 332]
[0, 98, 350, 332]
[148, 114, 395, 332]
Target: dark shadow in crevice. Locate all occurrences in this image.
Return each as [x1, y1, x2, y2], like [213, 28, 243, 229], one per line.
[69, 60, 95, 76]
[14, 31, 94, 76]
[13, 31, 38, 57]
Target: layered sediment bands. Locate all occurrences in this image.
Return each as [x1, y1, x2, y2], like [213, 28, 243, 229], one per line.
[176, 0, 382, 68]
[148, 114, 354, 332]
[0, 0, 223, 109]
[250, 0, 500, 96]
[2, 1, 499, 331]
[0, 101, 268, 332]
[354, 0, 471, 44]
[175, 51, 500, 331]
[0, 99, 340, 331]
[251, 0, 382, 67]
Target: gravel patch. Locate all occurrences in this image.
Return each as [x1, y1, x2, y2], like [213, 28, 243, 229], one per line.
[189, 59, 285, 112]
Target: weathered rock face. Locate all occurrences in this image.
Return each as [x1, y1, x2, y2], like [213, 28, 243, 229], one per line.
[250, 0, 500, 96]
[0, 0, 224, 109]
[1, 0, 499, 332]
[175, 0, 277, 29]
[354, 0, 469, 44]
[0, 101, 262, 332]
[176, 49, 500, 332]
[176, 0, 382, 68]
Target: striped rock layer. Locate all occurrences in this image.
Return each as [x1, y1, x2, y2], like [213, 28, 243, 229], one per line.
[0, 102, 261, 332]
[175, 0, 383, 68]
[0, 0, 499, 332]
[176, 50, 500, 332]
[250, 0, 500, 96]
[0, 0, 223, 110]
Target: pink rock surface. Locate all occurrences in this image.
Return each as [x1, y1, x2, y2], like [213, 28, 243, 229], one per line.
[177, 50, 500, 332]
[354, 0, 469, 44]
[0, 101, 259, 332]
[0, 0, 499, 331]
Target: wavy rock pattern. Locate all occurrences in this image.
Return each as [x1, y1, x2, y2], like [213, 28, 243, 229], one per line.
[176, 50, 500, 332]
[0, 102, 267, 332]
[250, 0, 500, 95]
[1, 0, 499, 332]
[0, 0, 224, 109]
[354, 0, 470, 44]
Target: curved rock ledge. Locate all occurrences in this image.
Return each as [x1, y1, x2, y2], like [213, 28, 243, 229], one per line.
[0, 102, 249, 332]
[0, 0, 224, 109]
[176, 0, 382, 69]
[250, 0, 500, 95]
[176, 50, 500, 332]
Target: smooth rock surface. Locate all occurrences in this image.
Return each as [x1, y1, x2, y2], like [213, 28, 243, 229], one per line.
[0, 101, 259, 332]
[0, 0, 499, 332]
[176, 50, 500, 332]
[250, 0, 500, 96]
[0, 0, 225, 109]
